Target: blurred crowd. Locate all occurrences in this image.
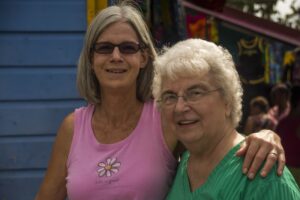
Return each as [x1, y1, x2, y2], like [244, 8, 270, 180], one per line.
[244, 82, 300, 186]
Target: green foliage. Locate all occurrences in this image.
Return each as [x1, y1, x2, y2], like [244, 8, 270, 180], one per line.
[226, 0, 300, 30]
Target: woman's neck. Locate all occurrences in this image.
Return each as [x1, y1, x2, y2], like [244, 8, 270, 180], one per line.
[91, 89, 144, 144]
[190, 129, 241, 159]
[94, 87, 143, 125]
[187, 128, 244, 191]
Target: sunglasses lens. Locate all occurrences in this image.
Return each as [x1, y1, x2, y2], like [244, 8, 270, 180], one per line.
[119, 42, 140, 54]
[93, 43, 114, 54]
[93, 42, 141, 54]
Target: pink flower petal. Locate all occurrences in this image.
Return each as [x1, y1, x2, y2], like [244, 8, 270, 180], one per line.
[106, 170, 111, 177]
[112, 162, 121, 168]
[98, 162, 106, 167]
[98, 169, 106, 177]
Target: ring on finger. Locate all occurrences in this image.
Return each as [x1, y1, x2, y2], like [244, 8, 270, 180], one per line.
[269, 151, 278, 156]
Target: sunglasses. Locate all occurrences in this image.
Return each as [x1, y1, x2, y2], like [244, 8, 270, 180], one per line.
[92, 42, 144, 54]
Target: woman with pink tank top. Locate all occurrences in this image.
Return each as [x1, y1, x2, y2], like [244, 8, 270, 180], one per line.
[35, 1, 286, 200]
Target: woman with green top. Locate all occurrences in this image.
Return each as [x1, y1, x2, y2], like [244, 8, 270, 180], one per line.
[153, 38, 300, 199]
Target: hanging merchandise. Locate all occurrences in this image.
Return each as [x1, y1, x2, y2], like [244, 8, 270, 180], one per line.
[208, 17, 219, 43]
[268, 42, 284, 84]
[282, 48, 300, 86]
[137, 0, 151, 27]
[282, 50, 295, 83]
[86, 0, 108, 25]
[151, 0, 184, 47]
[151, 0, 169, 47]
[152, 0, 164, 47]
[186, 13, 219, 43]
[161, 0, 173, 41]
[172, 0, 188, 40]
[237, 37, 268, 85]
[294, 48, 300, 86]
[186, 13, 207, 38]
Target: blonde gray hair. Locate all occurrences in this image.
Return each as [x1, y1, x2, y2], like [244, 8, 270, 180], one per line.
[153, 38, 243, 128]
[77, 1, 157, 104]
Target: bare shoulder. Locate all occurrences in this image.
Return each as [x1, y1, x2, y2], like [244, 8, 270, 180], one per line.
[59, 112, 74, 137]
[34, 112, 75, 200]
[56, 112, 75, 157]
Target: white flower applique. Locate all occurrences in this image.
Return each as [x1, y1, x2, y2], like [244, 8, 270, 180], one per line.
[97, 158, 121, 177]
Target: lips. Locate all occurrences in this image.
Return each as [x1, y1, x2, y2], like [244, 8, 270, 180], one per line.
[177, 119, 198, 126]
[106, 69, 127, 73]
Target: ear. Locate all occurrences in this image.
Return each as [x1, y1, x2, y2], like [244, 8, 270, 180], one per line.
[140, 50, 149, 69]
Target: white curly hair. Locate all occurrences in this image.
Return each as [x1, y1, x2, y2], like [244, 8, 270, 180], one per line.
[152, 38, 243, 128]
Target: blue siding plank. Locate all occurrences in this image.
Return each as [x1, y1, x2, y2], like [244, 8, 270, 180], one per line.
[0, 67, 80, 100]
[0, 1, 86, 32]
[0, 34, 84, 66]
[0, 101, 86, 136]
[0, 171, 44, 200]
[0, 0, 89, 199]
[0, 137, 53, 170]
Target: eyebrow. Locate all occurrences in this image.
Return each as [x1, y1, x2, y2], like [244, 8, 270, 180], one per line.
[95, 40, 139, 44]
[187, 84, 209, 91]
[161, 84, 210, 95]
[161, 90, 176, 96]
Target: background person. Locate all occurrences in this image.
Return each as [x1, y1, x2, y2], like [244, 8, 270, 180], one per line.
[268, 82, 291, 127]
[244, 96, 276, 134]
[153, 38, 300, 199]
[35, 1, 287, 200]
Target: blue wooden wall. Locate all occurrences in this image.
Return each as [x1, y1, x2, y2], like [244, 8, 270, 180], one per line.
[0, 0, 86, 199]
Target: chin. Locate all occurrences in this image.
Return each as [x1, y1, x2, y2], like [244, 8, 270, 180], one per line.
[177, 132, 204, 145]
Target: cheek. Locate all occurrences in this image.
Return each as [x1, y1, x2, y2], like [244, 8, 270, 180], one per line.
[161, 108, 176, 130]
[132, 58, 145, 70]
[201, 104, 226, 122]
[161, 108, 173, 123]
[92, 56, 106, 68]
[160, 109, 178, 139]
[131, 52, 148, 67]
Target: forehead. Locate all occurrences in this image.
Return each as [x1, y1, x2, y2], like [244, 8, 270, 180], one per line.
[97, 21, 139, 43]
[161, 74, 214, 92]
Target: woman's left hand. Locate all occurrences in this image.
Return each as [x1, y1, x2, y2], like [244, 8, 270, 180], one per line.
[236, 129, 285, 179]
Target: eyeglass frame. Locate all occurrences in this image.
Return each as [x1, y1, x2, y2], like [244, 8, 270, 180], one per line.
[158, 87, 221, 107]
[91, 41, 146, 55]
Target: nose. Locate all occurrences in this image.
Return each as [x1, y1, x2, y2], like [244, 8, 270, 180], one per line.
[111, 46, 122, 60]
[174, 96, 190, 113]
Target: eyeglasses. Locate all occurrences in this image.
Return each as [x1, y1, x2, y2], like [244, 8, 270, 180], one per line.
[92, 42, 144, 54]
[158, 88, 221, 106]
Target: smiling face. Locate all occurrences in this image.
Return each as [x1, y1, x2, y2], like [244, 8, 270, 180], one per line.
[160, 74, 231, 147]
[91, 21, 148, 92]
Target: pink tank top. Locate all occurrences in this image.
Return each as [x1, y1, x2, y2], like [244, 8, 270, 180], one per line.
[66, 101, 177, 200]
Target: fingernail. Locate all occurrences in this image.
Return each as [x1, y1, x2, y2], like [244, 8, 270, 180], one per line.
[248, 173, 254, 179]
[243, 168, 248, 174]
[260, 171, 266, 177]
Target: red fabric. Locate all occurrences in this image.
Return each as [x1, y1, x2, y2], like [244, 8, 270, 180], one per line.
[276, 116, 300, 167]
[186, 14, 207, 38]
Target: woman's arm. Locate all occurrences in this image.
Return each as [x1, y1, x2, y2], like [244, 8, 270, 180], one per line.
[236, 129, 285, 179]
[35, 113, 74, 200]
